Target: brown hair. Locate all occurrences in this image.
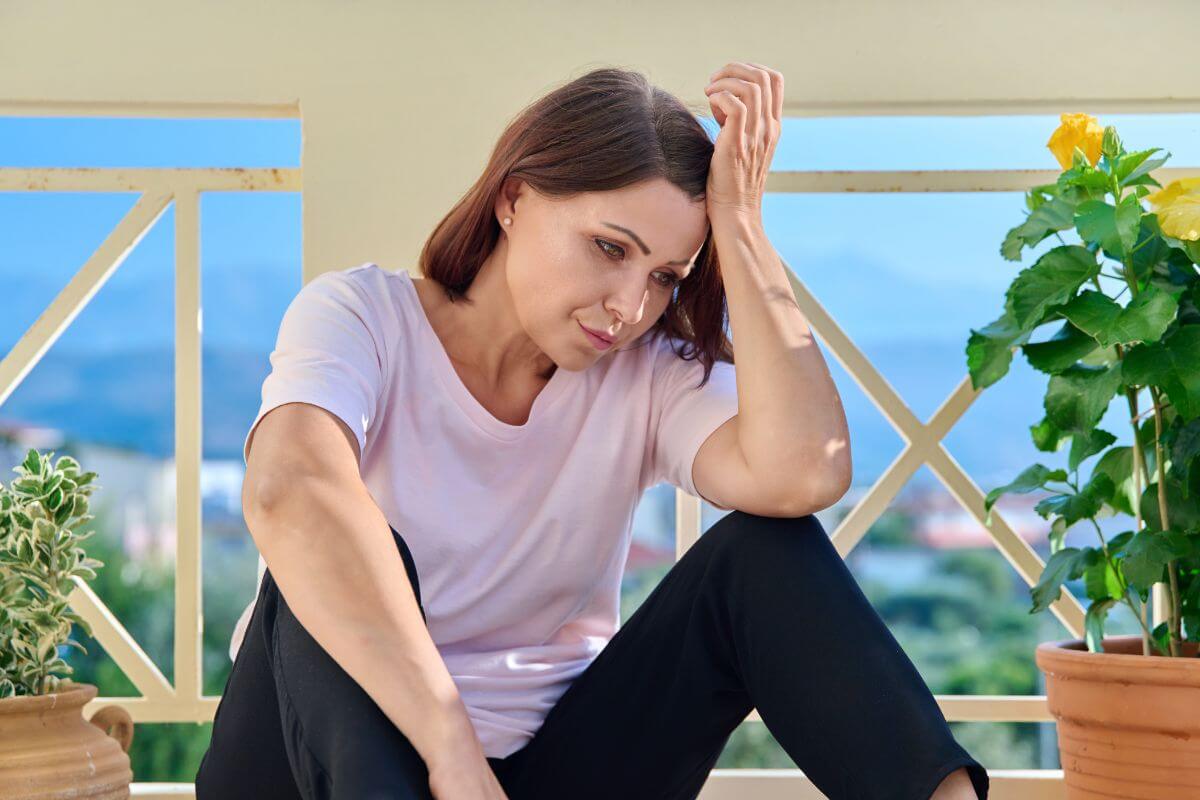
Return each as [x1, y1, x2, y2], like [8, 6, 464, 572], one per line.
[417, 65, 735, 388]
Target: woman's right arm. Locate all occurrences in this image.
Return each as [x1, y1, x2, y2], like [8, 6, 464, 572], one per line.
[242, 401, 487, 776]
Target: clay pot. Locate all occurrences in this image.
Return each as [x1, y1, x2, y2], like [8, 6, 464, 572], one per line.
[1036, 634, 1200, 800]
[0, 681, 133, 799]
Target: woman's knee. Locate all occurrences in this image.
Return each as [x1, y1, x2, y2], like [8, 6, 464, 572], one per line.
[704, 510, 830, 568]
[698, 510, 870, 611]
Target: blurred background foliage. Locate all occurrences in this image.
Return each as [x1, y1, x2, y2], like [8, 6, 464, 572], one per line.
[65, 498, 1063, 782]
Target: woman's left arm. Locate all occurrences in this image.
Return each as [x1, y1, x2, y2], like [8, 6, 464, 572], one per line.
[705, 62, 852, 509]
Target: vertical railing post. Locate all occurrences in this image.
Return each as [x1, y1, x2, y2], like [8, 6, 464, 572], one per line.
[173, 188, 204, 705]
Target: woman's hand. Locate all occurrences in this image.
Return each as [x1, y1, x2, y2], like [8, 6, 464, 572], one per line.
[703, 61, 784, 229]
[426, 732, 511, 800]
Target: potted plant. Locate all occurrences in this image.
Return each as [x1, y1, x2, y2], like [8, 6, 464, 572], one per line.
[0, 448, 133, 799]
[965, 112, 1199, 797]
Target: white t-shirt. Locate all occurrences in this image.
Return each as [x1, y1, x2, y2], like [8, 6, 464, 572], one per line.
[230, 262, 738, 758]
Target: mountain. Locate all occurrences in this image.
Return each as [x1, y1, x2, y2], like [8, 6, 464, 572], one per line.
[1, 334, 1055, 491]
[1, 246, 1066, 484]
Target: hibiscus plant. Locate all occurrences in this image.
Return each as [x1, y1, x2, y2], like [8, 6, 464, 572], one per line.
[966, 113, 1200, 658]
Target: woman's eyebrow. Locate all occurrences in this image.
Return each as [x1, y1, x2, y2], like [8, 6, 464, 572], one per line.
[601, 221, 691, 266]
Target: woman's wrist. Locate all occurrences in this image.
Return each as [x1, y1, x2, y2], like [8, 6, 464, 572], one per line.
[423, 708, 488, 773]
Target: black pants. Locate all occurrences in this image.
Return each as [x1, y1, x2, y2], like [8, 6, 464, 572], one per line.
[196, 511, 989, 799]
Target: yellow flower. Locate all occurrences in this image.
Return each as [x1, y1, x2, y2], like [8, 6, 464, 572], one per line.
[1146, 177, 1200, 242]
[1144, 176, 1200, 208]
[1046, 112, 1105, 170]
[1154, 195, 1200, 242]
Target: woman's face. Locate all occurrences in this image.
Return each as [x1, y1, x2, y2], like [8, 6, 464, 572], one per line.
[499, 176, 710, 368]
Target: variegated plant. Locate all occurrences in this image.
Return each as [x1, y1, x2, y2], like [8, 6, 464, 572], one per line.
[0, 448, 104, 697]
[968, 114, 1199, 658]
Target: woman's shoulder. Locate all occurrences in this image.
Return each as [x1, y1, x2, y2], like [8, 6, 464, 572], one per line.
[292, 262, 420, 364]
[307, 262, 417, 322]
[317, 261, 411, 298]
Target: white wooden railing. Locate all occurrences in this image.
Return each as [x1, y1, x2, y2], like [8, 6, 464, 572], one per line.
[5, 161, 1195, 798]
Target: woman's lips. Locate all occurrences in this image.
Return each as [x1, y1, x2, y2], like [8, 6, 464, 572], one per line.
[579, 322, 615, 350]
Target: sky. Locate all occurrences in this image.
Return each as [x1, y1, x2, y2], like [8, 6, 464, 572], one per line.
[3, 110, 1197, 350]
[1, 109, 1198, 482]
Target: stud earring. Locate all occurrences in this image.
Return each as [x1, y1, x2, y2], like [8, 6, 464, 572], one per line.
[503, 217, 512, 225]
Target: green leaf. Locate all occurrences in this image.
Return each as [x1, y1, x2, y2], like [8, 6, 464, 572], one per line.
[1122, 326, 1200, 421]
[63, 612, 93, 640]
[966, 307, 1033, 389]
[1083, 551, 1124, 601]
[1001, 195, 1078, 261]
[984, 464, 1068, 524]
[1030, 416, 1067, 453]
[1140, 477, 1200, 533]
[62, 638, 87, 656]
[30, 609, 57, 628]
[1049, 516, 1070, 553]
[1069, 429, 1118, 472]
[1031, 546, 1088, 614]
[1106, 530, 1136, 557]
[1129, 214, 1174, 285]
[1117, 149, 1170, 187]
[1122, 528, 1193, 591]
[1044, 363, 1124, 434]
[1057, 163, 1111, 194]
[1167, 417, 1200, 499]
[1075, 196, 1143, 258]
[37, 633, 57, 661]
[1150, 621, 1172, 656]
[1085, 598, 1118, 652]
[1059, 286, 1178, 348]
[1093, 446, 1137, 516]
[1007, 245, 1101, 330]
[1034, 472, 1115, 525]
[1022, 321, 1100, 375]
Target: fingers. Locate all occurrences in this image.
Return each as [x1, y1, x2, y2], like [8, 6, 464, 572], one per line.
[706, 84, 728, 128]
[745, 61, 784, 127]
[707, 89, 745, 155]
[707, 79, 759, 146]
[708, 62, 779, 152]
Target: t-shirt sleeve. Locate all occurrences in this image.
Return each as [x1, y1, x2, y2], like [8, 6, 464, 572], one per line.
[242, 267, 388, 467]
[646, 342, 739, 508]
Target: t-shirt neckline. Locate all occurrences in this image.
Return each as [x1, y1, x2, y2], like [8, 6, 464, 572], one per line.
[398, 270, 574, 441]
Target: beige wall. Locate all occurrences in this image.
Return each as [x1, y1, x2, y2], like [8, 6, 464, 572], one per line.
[2, 0, 1197, 281]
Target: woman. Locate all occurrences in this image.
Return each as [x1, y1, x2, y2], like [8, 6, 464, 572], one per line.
[196, 63, 989, 800]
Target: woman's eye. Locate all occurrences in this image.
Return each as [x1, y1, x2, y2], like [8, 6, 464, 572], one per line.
[595, 238, 678, 289]
[594, 238, 624, 259]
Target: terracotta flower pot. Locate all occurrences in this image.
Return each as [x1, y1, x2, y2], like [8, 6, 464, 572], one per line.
[1036, 633, 1200, 799]
[0, 681, 133, 799]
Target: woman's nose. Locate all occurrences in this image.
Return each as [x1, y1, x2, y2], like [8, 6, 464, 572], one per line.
[604, 281, 649, 328]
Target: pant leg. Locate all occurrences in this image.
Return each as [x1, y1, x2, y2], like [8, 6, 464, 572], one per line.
[499, 511, 989, 800]
[197, 525, 461, 800]
[195, 560, 304, 800]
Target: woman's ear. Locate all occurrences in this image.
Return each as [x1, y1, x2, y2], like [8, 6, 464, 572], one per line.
[495, 176, 524, 229]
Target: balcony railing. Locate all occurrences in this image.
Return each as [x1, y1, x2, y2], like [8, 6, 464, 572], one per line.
[4, 160, 1196, 798]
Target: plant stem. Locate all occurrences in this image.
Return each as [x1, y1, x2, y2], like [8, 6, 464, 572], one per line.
[1104, 202, 1159, 655]
[1104, 328, 1152, 652]
[1104, 165, 1182, 655]
[1089, 518, 1157, 648]
[1150, 385, 1183, 657]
